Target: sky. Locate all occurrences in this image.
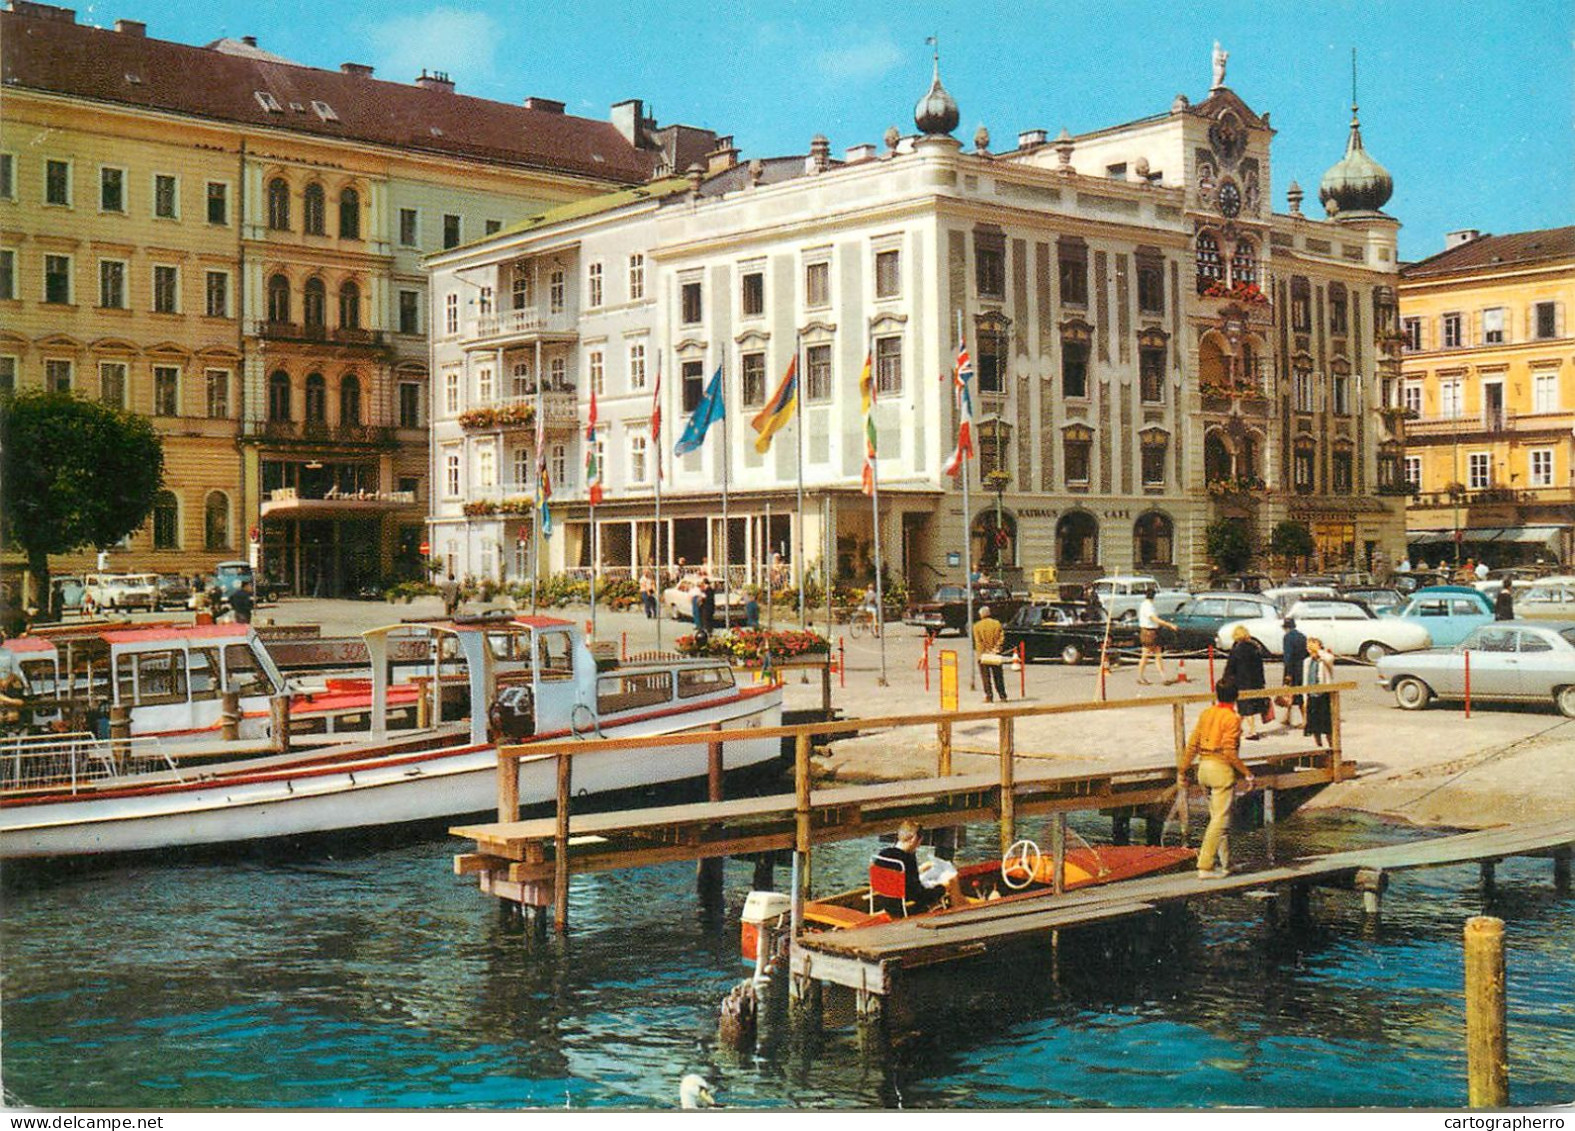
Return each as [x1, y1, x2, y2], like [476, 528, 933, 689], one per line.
[75, 0, 1572, 263]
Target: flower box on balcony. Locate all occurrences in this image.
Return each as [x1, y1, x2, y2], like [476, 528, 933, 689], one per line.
[1200, 280, 1271, 306]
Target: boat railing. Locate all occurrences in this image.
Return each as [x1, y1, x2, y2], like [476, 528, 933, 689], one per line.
[0, 731, 179, 795]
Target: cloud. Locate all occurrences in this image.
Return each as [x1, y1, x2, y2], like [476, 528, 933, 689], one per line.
[813, 33, 903, 82]
[361, 8, 501, 87]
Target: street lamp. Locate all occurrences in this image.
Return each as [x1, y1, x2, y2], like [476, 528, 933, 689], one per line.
[983, 468, 1011, 572]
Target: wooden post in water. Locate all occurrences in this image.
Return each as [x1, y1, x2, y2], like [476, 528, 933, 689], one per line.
[998, 715, 1016, 854]
[791, 732, 812, 931]
[553, 751, 572, 933]
[109, 704, 131, 772]
[497, 748, 519, 823]
[220, 689, 241, 742]
[937, 718, 953, 777]
[1329, 687, 1343, 772]
[1051, 813, 1066, 895]
[697, 725, 725, 909]
[1464, 915, 1508, 1108]
[820, 657, 832, 717]
[1171, 700, 1190, 839]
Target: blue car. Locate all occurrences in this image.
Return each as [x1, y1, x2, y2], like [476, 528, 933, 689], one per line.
[1387, 585, 1495, 648]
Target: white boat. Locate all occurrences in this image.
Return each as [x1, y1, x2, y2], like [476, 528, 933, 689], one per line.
[0, 616, 783, 860]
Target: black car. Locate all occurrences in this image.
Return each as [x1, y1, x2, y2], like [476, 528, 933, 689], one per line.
[156, 573, 192, 610]
[1164, 592, 1281, 651]
[1004, 602, 1135, 664]
[904, 582, 1022, 637]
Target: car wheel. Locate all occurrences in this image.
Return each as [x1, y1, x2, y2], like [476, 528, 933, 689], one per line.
[1393, 676, 1432, 711]
[1061, 642, 1084, 665]
[1360, 640, 1392, 664]
[1557, 686, 1575, 719]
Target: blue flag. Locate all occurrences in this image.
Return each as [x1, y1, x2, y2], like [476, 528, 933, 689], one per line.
[673, 367, 725, 457]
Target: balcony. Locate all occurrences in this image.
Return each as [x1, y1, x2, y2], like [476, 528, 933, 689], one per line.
[465, 309, 578, 344]
[253, 321, 388, 350]
[1404, 410, 1519, 438]
[242, 419, 398, 449]
[457, 388, 579, 433]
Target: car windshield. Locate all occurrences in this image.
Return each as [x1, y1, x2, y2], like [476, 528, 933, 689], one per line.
[1295, 602, 1371, 620]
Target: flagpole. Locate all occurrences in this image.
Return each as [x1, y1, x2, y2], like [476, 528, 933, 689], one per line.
[531, 343, 543, 617]
[654, 349, 663, 651]
[721, 357, 732, 629]
[958, 309, 976, 691]
[587, 390, 598, 642]
[868, 324, 888, 688]
[795, 332, 806, 629]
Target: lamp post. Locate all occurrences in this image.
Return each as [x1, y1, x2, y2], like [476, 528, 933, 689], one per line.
[984, 468, 1011, 573]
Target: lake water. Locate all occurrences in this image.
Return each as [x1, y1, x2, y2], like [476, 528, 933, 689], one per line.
[3, 811, 1573, 1111]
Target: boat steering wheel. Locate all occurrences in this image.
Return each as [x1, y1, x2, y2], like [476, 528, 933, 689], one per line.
[1001, 838, 1043, 890]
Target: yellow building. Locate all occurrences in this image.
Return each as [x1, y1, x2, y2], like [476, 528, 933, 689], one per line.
[1, 1, 710, 595]
[1397, 226, 1575, 567]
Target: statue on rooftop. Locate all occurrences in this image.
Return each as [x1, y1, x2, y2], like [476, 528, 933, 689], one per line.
[1211, 41, 1228, 90]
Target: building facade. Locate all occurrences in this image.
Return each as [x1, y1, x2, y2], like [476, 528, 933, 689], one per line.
[1, 1, 709, 595]
[428, 49, 1409, 596]
[1396, 226, 1575, 568]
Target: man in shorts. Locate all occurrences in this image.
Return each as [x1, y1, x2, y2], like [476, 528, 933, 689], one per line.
[1135, 585, 1178, 685]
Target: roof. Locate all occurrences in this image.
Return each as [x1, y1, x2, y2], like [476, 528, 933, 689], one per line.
[1, 7, 656, 184]
[99, 624, 251, 644]
[1401, 226, 1575, 280]
[482, 178, 690, 244]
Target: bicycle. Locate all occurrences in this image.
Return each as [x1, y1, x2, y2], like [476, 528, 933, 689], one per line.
[849, 606, 882, 639]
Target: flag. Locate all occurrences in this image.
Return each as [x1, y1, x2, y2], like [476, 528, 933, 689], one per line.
[650, 352, 663, 481]
[585, 388, 603, 505]
[858, 351, 876, 495]
[941, 338, 975, 477]
[535, 395, 553, 539]
[674, 366, 725, 457]
[750, 355, 797, 454]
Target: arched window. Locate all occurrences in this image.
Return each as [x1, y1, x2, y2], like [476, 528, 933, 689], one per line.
[303, 277, 326, 330]
[1055, 511, 1098, 567]
[302, 183, 326, 235]
[304, 372, 327, 423]
[1134, 512, 1173, 567]
[268, 370, 292, 421]
[339, 187, 360, 239]
[1230, 238, 1257, 286]
[152, 490, 179, 550]
[1195, 231, 1223, 293]
[972, 511, 1017, 571]
[339, 373, 362, 426]
[204, 491, 231, 551]
[267, 178, 290, 230]
[339, 280, 361, 329]
[1198, 333, 1231, 393]
[267, 273, 291, 324]
[1204, 432, 1233, 484]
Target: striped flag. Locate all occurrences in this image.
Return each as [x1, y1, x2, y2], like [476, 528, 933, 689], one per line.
[858, 351, 876, 496]
[650, 352, 663, 481]
[585, 388, 603, 505]
[941, 338, 975, 477]
[750, 355, 798, 454]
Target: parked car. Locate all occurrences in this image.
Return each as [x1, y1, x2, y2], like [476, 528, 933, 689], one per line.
[1339, 586, 1405, 615]
[212, 560, 280, 604]
[1208, 572, 1275, 594]
[48, 575, 86, 617]
[83, 572, 158, 612]
[1392, 570, 1453, 596]
[1376, 621, 1575, 718]
[662, 575, 745, 622]
[1261, 585, 1340, 615]
[1217, 598, 1432, 662]
[904, 582, 1022, 637]
[156, 574, 192, 610]
[1385, 586, 1495, 649]
[1004, 602, 1135, 664]
[1515, 577, 1575, 621]
[1088, 575, 1189, 622]
[1164, 592, 1281, 651]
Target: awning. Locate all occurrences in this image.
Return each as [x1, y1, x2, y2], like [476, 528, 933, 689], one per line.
[1491, 526, 1568, 546]
[1407, 527, 1506, 546]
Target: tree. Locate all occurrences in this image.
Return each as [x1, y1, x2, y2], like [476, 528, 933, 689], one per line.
[1269, 520, 1316, 566]
[1205, 517, 1253, 574]
[0, 389, 164, 606]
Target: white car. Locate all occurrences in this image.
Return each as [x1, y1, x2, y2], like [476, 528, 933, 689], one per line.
[1512, 578, 1575, 621]
[1261, 585, 1339, 614]
[1089, 575, 1189, 620]
[662, 575, 746, 622]
[1216, 598, 1433, 663]
[83, 572, 158, 612]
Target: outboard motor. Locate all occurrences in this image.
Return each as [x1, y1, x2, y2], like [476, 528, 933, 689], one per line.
[488, 685, 535, 743]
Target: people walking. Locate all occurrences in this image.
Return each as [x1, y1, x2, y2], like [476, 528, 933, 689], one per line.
[1135, 586, 1178, 685]
[697, 577, 717, 636]
[1223, 625, 1267, 739]
[229, 580, 255, 625]
[1494, 585, 1514, 621]
[639, 571, 658, 619]
[973, 605, 1008, 704]
[440, 574, 461, 618]
[1302, 637, 1336, 747]
[1280, 617, 1308, 729]
[1179, 677, 1255, 879]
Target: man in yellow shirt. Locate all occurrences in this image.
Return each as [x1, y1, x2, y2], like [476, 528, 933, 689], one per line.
[1178, 678, 1256, 878]
[973, 605, 1007, 703]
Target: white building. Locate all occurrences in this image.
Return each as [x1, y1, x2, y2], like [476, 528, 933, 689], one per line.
[427, 49, 1407, 594]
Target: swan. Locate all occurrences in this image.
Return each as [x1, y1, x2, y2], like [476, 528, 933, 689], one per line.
[679, 1074, 718, 1109]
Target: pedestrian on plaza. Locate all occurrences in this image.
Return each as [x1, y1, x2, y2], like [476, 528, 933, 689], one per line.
[697, 577, 717, 635]
[1135, 586, 1178, 685]
[1302, 637, 1336, 747]
[639, 571, 658, 619]
[1397, 558, 1412, 573]
[440, 574, 461, 618]
[229, 580, 255, 625]
[973, 605, 1007, 704]
[1475, 560, 1491, 581]
[1280, 617, 1308, 729]
[1223, 625, 1268, 740]
[742, 589, 760, 629]
[1494, 585, 1514, 621]
[1179, 677, 1254, 880]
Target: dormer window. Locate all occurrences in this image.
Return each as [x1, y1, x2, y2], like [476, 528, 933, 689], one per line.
[254, 91, 283, 113]
[311, 101, 340, 122]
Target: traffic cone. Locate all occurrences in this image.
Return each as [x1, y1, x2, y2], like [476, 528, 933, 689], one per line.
[1174, 657, 1190, 684]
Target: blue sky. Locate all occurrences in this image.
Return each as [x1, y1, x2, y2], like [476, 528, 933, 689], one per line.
[84, 1, 1571, 261]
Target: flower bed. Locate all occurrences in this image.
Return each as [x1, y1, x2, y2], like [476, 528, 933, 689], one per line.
[675, 628, 831, 665]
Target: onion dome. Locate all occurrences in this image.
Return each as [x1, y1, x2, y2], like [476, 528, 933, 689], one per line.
[914, 53, 959, 136]
[1318, 103, 1393, 215]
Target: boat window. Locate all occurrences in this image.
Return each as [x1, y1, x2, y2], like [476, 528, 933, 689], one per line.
[188, 648, 222, 701]
[537, 632, 574, 681]
[486, 631, 532, 662]
[677, 664, 735, 699]
[132, 649, 188, 704]
[597, 671, 673, 714]
[223, 643, 268, 693]
[1515, 631, 1552, 653]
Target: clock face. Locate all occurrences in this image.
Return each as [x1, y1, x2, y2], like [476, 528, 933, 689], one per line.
[1218, 180, 1242, 218]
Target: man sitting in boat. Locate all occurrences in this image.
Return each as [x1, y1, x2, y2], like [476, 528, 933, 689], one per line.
[873, 819, 966, 915]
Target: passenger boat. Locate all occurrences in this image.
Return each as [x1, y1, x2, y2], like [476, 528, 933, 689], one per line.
[1, 616, 783, 860]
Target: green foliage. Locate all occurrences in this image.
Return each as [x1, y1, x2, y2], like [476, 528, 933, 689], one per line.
[385, 580, 440, 603]
[675, 628, 830, 664]
[1269, 520, 1316, 561]
[1205, 518, 1254, 574]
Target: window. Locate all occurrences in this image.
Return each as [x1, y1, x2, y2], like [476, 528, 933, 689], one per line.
[204, 492, 231, 551]
[206, 182, 228, 225]
[304, 372, 327, 423]
[255, 90, 283, 113]
[1290, 277, 1311, 332]
[338, 281, 360, 329]
[0, 357, 16, 394]
[0, 153, 13, 200]
[549, 357, 565, 388]
[630, 432, 649, 484]
[550, 269, 565, 314]
[806, 343, 832, 402]
[1482, 307, 1505, 344]
[511, 362, 532, 398]
[1403, 456, 1421, 490]
[551, 444, 567, 486]
[444, 293, 459, 336]
[1140, 435, 1167, 487]
[976, 324, 1006, 395]
[99, 361, 127, 408]
[973, 245, 1005, 300]
[1139, 345, 1165, 403]
[153, 174, 177, 219]
[45, 159, 71, 206]
[587, 262, 603, 308]
[875, 335, 903, 396]
[44, 254, 72, 304]
[485, 220, 502, 236]
[1402, 316, 1422, 351]
[1293, 445, 1315, 493]
[1440, 377, 1463, 418]
[628, 253, 645, 301]
[1332, 371, 1350, 416]
[741, 270, 764, 316]
[682, 360, 705, 413]
[100, 167, 125, 212]
[205, 271, 229, 318]
[303, 183, 326, 235]
[267, 178, 289, 229]
[443, 213, 461, 249]
[152, 491, 179, 550]
[741, 351, 765, 408]
[1532, 371, 1558, 414]
[1534, 301, 1557, 340]
[399, 290, 420, 335]
[1137, 261, 1164, 313]
[681, 279, 702, 323]
[510, 263, 533, 310]
[45, 359, 72, 393]
[1529, 448, 1554, 488]
[339, 187, 360, 239]
[628, 342, 647, 391]
[1402, 381, 1422, 416]
[1134, 512, 1173, 566]
[99, 260, 127, 309]
[1442, 313, 1463, 349]
[398, 382, 421, 429]
[1063, 432, 1091, 485]
[1329, 283, 1348, 334]
[0, 249, 12, 301]
[1293, 365, 1314, 413]
[444, 450, 461, 498]
[588, 350, 605, 396]
[513, 448, 531, 487]
[153, 265, 179, 313]
[1195, 232, 1223, 292]
[268, 370, 292, 421]
[340, 375, 362, 426]
[477, 446, 496, 489]
[1062, 340, 1089, 399]
[398, 208, 419, 248]
[874, 249, 900, 298]
[153, 366, 179, 416]
[805, 261, 829, 308]
[205, 369, 230, 418]
[1053, 246, 1084, 306]
[1468, 452, 1491, 490]
[444, 369, 460, 415]
[268, 274, 291, 323]
[303, 278, 326, 329]
[1332, 449, 1353, 493]
[476, 365, 494, 405]
[1230, 239, 1257, 287]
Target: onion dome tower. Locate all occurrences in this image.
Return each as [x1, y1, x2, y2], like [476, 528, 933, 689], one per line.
[1318, 52, 1393, 216]
[914, 41, 959, 136]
